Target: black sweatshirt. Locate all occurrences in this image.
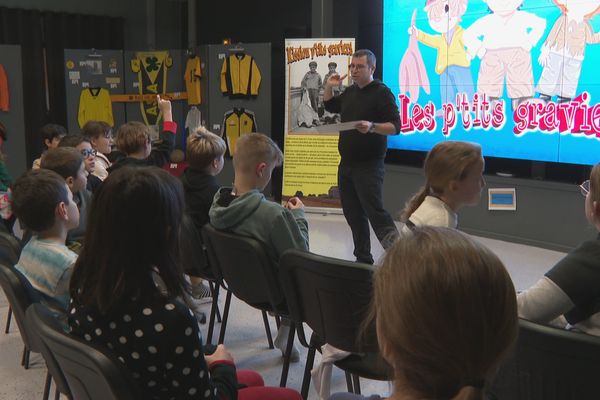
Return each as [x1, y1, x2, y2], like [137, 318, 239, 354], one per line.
[324, 79, 400, 165]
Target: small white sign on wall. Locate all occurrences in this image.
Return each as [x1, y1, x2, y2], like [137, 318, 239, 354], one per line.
[488, 188, 517, 211]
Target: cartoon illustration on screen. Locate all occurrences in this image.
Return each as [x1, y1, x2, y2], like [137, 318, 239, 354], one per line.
[463, 0, 546, 110]
[400, 10, 431, 103]
[408, 0, 473, 113]
[536, 0, 600, 103]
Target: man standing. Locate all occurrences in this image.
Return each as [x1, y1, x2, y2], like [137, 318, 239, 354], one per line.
[301, 61, 322, 112]
[323, 49, 400, 264]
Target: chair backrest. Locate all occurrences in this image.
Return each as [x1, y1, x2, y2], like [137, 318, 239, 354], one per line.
[179, 213, 214, 279]
[202, 224, 286, 313]
[0, 231, 21, 266]
[0, 262, 41, 352]
[279, 249, 378, 352]
[512, 318, 600, 400]
[26, 303, 140, 400]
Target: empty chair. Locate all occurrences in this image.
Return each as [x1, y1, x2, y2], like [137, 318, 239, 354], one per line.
[490, 318, 600, 400]
[26, 303, 140, 400]
[279, 249, 391, 399]
[202, 223, 294, 387]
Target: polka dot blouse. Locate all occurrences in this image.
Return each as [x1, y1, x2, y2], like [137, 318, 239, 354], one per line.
[67, 286, 237, 399]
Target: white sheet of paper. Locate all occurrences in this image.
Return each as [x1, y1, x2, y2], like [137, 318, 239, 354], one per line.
[312, 121, 361, 133]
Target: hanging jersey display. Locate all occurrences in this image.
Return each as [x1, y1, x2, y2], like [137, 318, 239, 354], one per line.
[220, 53, 261, 97]
[184, 56, 202, 105]
[130, 51, 173, 125]
[185, 106, 202, 135]
[78, 87, 114, 128]
[222, 108, 257, 156]
[0, 64, 9, 112]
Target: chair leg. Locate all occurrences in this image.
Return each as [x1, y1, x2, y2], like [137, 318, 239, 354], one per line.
[53, 387, 60, 400]
[301, 345, 317, 400]
[206, 284, 220, 345]
[345, 371, 353, 392]
[42, 370, 51, 400]
[208, 282, 222, 323]
[218, 290, 232, 345]
[352, 374, 361, 394]
[279, 321, 296, 387]
[24, 348, 31, 369]
[275, 315, 281, 329]
[4, 306, 11, 333]
[261, 311, 274, 349]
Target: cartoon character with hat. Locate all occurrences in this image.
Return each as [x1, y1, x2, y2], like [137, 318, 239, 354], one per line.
[408, 0, 474, 113]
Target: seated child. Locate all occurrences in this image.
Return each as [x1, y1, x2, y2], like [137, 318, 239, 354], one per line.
[12, 169, 79, 311]
[40, 147, 89, 248]
[59, 134, 102, 193]
[401, 141, 484, 231]
[81, 120, 113, 181]
[209, 132, 309, 359]
[180, 127, 226, 298]
[518, 162, 600, 336]
[68, 166, 301, 400]
[32, 123, 67, 169]
[107, 95, 176, 173]
[330, 226, 518, 400]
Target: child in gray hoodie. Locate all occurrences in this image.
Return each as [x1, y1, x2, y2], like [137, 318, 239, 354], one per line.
[209, 133, 308, 360]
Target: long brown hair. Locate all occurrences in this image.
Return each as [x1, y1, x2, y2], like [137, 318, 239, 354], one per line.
[401, 141, 482, 222]
[374, 227, 517, 400]
[69, 166, 187, 315]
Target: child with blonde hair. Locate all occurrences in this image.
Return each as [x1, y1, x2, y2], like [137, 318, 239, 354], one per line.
[401, 141, 484, 231]
[108, 95, 176, 173]
[209, 132, 309, 360]
[180, 127, 227, 298]
[331, 226, 518, 400]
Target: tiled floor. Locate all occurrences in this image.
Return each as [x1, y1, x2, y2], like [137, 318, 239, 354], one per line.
[0, 213, 567, 399]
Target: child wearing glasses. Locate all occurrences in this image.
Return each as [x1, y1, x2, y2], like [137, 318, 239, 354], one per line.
[518, 164, 600, 336]
[81, 120, 113, 181]
[59, 135, 102, 193]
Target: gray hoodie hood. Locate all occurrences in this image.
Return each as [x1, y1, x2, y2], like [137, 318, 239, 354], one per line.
[208, 187, 264, 230]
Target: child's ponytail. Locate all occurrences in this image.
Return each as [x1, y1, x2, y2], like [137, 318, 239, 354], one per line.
[400, 183, 430, 222]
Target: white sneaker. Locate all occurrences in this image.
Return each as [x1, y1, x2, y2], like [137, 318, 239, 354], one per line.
[274, 324, 300, 362]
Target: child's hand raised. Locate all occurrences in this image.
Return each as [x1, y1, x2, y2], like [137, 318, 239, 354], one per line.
[156, 95, 173, 122]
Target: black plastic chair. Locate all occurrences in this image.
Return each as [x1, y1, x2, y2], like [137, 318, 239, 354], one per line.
[279, 249, 392, 399]
[26, 303, 140, 400]
[490, 318, 600, 400]
[179, 214, 221, 342]
[0, 262, 70, 400]
[0, 231, 22, 334]
[202, 224, 293, 387]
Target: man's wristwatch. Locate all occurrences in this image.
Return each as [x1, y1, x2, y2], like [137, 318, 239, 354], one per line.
[368, 122, 376, 133]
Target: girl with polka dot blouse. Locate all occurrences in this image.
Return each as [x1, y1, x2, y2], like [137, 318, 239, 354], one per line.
[68, 167, 301, 400]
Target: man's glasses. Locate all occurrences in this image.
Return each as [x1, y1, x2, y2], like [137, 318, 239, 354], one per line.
[81, 148, 97, 158]
[580, 180, 590, 197]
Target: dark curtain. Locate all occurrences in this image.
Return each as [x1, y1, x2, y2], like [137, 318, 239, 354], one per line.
[43, 12, 124, 131]
[0, 7, 46, 168]
[0, 7, 124, 166]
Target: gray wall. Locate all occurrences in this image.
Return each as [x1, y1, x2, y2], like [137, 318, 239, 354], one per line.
[0, 45, 27, 178]
[383, 165, 593, 252]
